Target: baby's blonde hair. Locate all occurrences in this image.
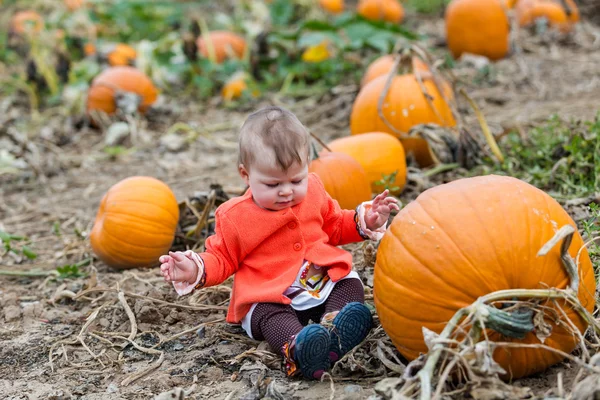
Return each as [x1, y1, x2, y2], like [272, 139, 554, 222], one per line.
[238, 106, 310, 171]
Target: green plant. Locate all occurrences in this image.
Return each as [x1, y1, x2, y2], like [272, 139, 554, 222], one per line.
[375, 171, 401, 193]
[56, 259, 91, 280]
[406, 0, 451, 13]
[581, 203, 600, 266]
[0, 230, 37, 260]
[478, 115, 600, 200]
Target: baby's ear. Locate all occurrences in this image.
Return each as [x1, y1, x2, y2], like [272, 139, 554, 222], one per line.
[238, 164, 250, 184]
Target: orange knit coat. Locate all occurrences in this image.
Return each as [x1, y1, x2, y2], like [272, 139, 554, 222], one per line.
[200, 173, 366, 323]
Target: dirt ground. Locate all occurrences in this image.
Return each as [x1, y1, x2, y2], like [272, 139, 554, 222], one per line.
[1, 13, 600, 400]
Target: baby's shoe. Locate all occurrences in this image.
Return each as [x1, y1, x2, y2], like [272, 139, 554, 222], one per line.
[283, 324, 331, 379]
[327, 302, 373, 363]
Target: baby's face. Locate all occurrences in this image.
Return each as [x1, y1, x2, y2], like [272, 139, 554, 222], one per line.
[239, 160, 309, 211]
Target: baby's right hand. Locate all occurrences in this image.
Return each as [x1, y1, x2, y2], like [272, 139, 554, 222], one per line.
[159, 251, 198, 284]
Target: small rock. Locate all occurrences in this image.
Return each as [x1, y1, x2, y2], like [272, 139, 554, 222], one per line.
[104, 122, 130, 146]
[196, 326, 205, 338]
[40, 126, 55, 141]
[459, 53, 490, 70]
[1, 292, 18, 307]
[160, 133, 188, 152]
[164, 308, 181, 324]
[98, 318, 110, 329]
[172, 343, 184, 351]
[106, 382, 119, 394]
[4, 305, 21, 322]
[344, 385, 363, 394]
[137, 305, 161, 324]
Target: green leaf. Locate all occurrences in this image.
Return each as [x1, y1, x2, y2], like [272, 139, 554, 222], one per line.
[270, 0, 295, 26]
[21, 246, 37, 260]
[301, 20, 337, 31]
[0, 230, 10, 243]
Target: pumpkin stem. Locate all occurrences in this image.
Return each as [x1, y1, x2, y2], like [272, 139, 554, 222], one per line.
[376, 47, 409, 138]
[537, 224, 579, 293]
[309, 131, 332, 152]
[481, 304, 534, 339]
[559, 0, 573, 17]
[459, 89, 505, 163]
[410, 45, 456, 128]
[310, 142, 320, 161]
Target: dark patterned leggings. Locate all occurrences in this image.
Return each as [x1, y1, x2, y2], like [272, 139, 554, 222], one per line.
[250, 278, 365, 355]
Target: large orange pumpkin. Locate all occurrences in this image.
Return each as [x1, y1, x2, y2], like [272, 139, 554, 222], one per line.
[90, 176, 180, 269]
[86, 66, 158, 116]
[309, 151, 372, 209]
[197, 31, 246, 63]
[445, 0, 510, 61]
[319, 0, 344, 13]
[107, 43, 137, 66]
[327, 133, 406, 194]
[358, 0, 404, 24]
[374, 175, 596, 379]
[10, 11, 44, 35]
[515, 0, 579, 33]
[350, 74, 456, 167]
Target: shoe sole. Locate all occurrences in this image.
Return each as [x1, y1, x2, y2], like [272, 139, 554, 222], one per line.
[295, 324, 331, 379]
[330, 302, 373, 361]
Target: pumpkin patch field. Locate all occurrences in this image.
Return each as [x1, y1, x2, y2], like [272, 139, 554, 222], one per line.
[2, 0, 600, 398]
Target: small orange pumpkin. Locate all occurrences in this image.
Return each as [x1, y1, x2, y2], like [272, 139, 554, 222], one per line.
[86, 66, 158, 116]
[107, 43, 137, 66]
[10, 10, 44, 35]
[64, 0, 84, 10]
[309, 151, 373, 209]
[445, 0, 510, 61]
[358, 0, 405, 24]
[350, 74, 456, 167]
[221, 72, 259, 101]
[374, 175, 596, 379]
[515, 0, 579, 33]
[90, 176, 180, 269]
[197, 31, 247, 63]
[319, 0, 344, 13]
[327, 133, 406, 194]
[84, 42, 97, 56]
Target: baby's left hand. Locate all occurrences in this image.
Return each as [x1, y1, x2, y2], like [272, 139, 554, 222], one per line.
[365, 189, 400, 231]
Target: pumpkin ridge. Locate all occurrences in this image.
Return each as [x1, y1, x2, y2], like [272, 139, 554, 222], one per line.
[388, 220, 476, 304]
[455, 184, 509, 280]
[104, 197, 179, 221]
[100, 227, 174, 251]
[416, 203, 501, 295]
[376, 271, 464, 321]
[104, 209, 178, 231]
[103, 218, 177, 240]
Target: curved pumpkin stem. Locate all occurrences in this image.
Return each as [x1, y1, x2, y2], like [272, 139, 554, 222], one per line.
[376, 47, 409, 139]
[537, 224, 579, 293]
[559, 0, 573, 17]
[309, 131, 332, 152]
[410, 45, 456, 128]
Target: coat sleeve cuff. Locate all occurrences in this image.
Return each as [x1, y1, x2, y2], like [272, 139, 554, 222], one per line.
[172, 250, 206, 296]
[355, 201, 387, 241]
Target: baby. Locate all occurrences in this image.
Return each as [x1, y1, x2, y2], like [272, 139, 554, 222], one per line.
[160, 106, 399, 380]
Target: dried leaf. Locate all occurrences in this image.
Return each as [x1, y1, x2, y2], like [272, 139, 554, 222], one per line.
[422, 326, 440, 351]
[533, 310, 552, 344]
